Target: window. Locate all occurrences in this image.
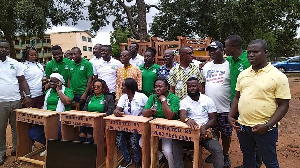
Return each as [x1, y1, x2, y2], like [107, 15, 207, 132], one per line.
[26, 40, 30, 44]
[82, 36, 87, 41]
[88, 38, 92, 42]
[36, 39, 41, 44]
[31, 40, 35, 46]
[46, 39, 51, 43]
[88, 47, 92, 52]
[15, 40, 19, 45]
[83, 46, 87, 51]
[16, 49, 20, 54]
[37, 48, 42, 53]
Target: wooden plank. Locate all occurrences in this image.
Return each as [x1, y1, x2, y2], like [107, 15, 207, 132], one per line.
[142, 122, 151, 168]
[106, 130, 118, 168]
[104, 114, 152, 123]
[150, 136, 159, 168]
[18, 157, 45, 166]
[93, 116, 105, 167]
[16, 121, 32, 157]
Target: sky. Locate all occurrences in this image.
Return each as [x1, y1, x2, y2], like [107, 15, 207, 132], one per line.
[46, 0, 160, 45]
[46, 1, 300, 45]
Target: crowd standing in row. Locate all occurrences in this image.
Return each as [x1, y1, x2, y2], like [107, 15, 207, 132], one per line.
[0, 34, 291, 168]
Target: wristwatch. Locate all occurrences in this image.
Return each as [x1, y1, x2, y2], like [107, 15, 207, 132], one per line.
[184, 118, 190, 123]
[265, 123, 272, 131]
[25, 94, 31, 98]
[161, 97, 166, 102]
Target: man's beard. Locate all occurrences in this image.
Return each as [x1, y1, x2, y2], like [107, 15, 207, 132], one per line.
[188, 91, 200, 98]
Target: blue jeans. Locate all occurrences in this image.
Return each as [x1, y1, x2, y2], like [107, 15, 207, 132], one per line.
[115, 131, 141, 163]
[28, 123, 62, 146]
[237, 125, 279, 168]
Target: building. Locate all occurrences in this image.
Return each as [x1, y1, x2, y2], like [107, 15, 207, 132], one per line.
[50, 31, 94, 59]
[14, 35, 52, 63]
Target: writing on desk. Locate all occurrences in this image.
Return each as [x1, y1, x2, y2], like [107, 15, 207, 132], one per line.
[107, 125, 141, 133]
[17, 117, 44, 125]
[152, 124, 195, 141]
[109, 120, 140, 127]
[65, 115, 92, 122]
[62, 120, 92, 127]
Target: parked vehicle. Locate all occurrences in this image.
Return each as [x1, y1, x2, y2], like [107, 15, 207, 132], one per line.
[272, 56, 300, 73]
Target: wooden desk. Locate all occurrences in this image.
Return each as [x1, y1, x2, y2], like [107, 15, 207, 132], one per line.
[149, 118, 202, 168]
[15, 108, 60, 166]
[104, 114, 152, 168]
[60, 110, 106, 168]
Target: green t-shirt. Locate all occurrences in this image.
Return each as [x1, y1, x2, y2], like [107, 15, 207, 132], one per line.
[87, 94, 105, 112]
[69, 58, 93, 94]
[144, 91, 180, 119]
[45, 87, 74, 111]
[139, 63, 160, 97]
[45, 57, 72, 84]
[226, 51, 251, 101]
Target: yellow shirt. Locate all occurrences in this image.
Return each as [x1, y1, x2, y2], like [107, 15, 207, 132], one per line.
[236, 63, 291, 126]
[116, 65, 142, 100]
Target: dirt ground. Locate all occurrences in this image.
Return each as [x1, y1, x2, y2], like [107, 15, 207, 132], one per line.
[1, 75, 299, 168]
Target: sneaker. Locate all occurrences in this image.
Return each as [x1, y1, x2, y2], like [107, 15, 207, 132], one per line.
[135, 162, 142, 168]
[118, 159, 132, 168]
[224, 154, 231, 168]
[40, 150, 46, 157]
[0, 155, 6, 166]
[205, 154, 212, 163]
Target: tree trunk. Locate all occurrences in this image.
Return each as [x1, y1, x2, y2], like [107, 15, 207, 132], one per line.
[4, 30, 16, 59]
[136, 0, 147, 41]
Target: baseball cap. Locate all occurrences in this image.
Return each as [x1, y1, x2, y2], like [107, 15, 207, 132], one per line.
[206, 41, 224, 51]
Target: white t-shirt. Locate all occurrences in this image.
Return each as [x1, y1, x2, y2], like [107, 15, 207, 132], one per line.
[129, 54, 144, 67]
[202, 61, 231, 113]
[93, 56, 123, 93]
[180, 94, 217, 124]
[22, 61, 45, 98]
[0, 57, 25, 102]
[117, 92, 148, 116]
[89, 56, 102, 66]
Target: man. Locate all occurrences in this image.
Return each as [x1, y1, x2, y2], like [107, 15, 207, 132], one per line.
[45, 45, 72, 84]
[168, 46, 204, 100]
[157, 49, 177, 80]
[224, 35, 251, 102]
[64, 50, 72, 60]
[228, 40, 291, 168]
[129, 43, 144, 67]
[202, 41, 232, 167]
[116, 50, 142, 101]
[69, 47, 93, 110]
[0, 40, 32, 165]
[173, 77, 224, 168]
[93, 45, 122, 99]
[89, 44, 102, 65]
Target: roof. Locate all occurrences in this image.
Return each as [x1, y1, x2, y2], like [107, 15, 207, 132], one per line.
[51, 30, 95, 38]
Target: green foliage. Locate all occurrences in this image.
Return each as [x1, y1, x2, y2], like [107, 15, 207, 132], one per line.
[110, 27, 133, 57]
[150, 0, 300, 59]
[0, 0, 84, 58]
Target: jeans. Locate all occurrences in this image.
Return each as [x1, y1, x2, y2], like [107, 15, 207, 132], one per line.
[0, 100, 21, 159]
[115, 131, 141, 163]
[237, 125, 279, 168]
[173, 138, 224, 168]
[28, 122, 62, 146]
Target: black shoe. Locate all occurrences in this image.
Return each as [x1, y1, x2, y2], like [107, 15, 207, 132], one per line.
[224, 154, 231, 168]
[0, 155, 6, 166]
[11, 150, 16, 156]
[118, 159, 132, 168]
[205, 154, 213, 163]
[135, 162, 142, 168]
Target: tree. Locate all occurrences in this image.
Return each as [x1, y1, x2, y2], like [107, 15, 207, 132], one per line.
[88, 0, 158, 41]
[110, 27, 133, 57]
[150, 0, 300, 59]
[0, 0, 84, 59]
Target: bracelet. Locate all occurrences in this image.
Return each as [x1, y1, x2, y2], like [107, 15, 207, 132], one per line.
[265, 123, 272, 130]
[25, 94, 31, 98]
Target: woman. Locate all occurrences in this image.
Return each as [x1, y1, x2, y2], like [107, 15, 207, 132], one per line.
[114, 78, 148, 168]
[21, 46, 45, 108]
[142, 77, 179, 168]
[139, 47, 160, 97]
[28, 73, 74, 147]
[79, 79, 115, 142]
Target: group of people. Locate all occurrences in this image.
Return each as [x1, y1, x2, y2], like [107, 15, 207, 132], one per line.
[0, 34, 291, 168]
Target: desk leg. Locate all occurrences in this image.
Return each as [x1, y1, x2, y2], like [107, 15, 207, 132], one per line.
[142, 124, 150, 168]
[193, 140, 199, 168]
[16, 121, 32, 157]
[106, 129, 117, 168]
[94, 117, 105, 167]
[150, 136, 159, 168]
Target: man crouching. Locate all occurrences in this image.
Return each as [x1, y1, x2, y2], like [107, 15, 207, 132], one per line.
[172, 77, 224, 168]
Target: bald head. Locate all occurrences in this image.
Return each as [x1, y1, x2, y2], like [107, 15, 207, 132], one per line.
[163, 49, 175, 66]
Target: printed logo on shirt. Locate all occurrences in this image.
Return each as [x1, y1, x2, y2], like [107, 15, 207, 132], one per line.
[111, 65, 116, 70]
[238, 64, 244, 71]
[65, 65, 69, 69]
[80, 66, 84, 70]
[53, 67, 58, 72]
[10, 64, 15, 69]
[99, 100, 104, 104]
[202, 106, 207, 112]
[135, 102, 139, 107]
[167, 99, 170, 105]
[152, 69, 157, 73]
[70, 67, 74, 71]
[187, 107, 191, 113]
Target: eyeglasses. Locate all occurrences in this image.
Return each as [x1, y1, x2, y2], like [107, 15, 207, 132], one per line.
[93, 86, 101, 89]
